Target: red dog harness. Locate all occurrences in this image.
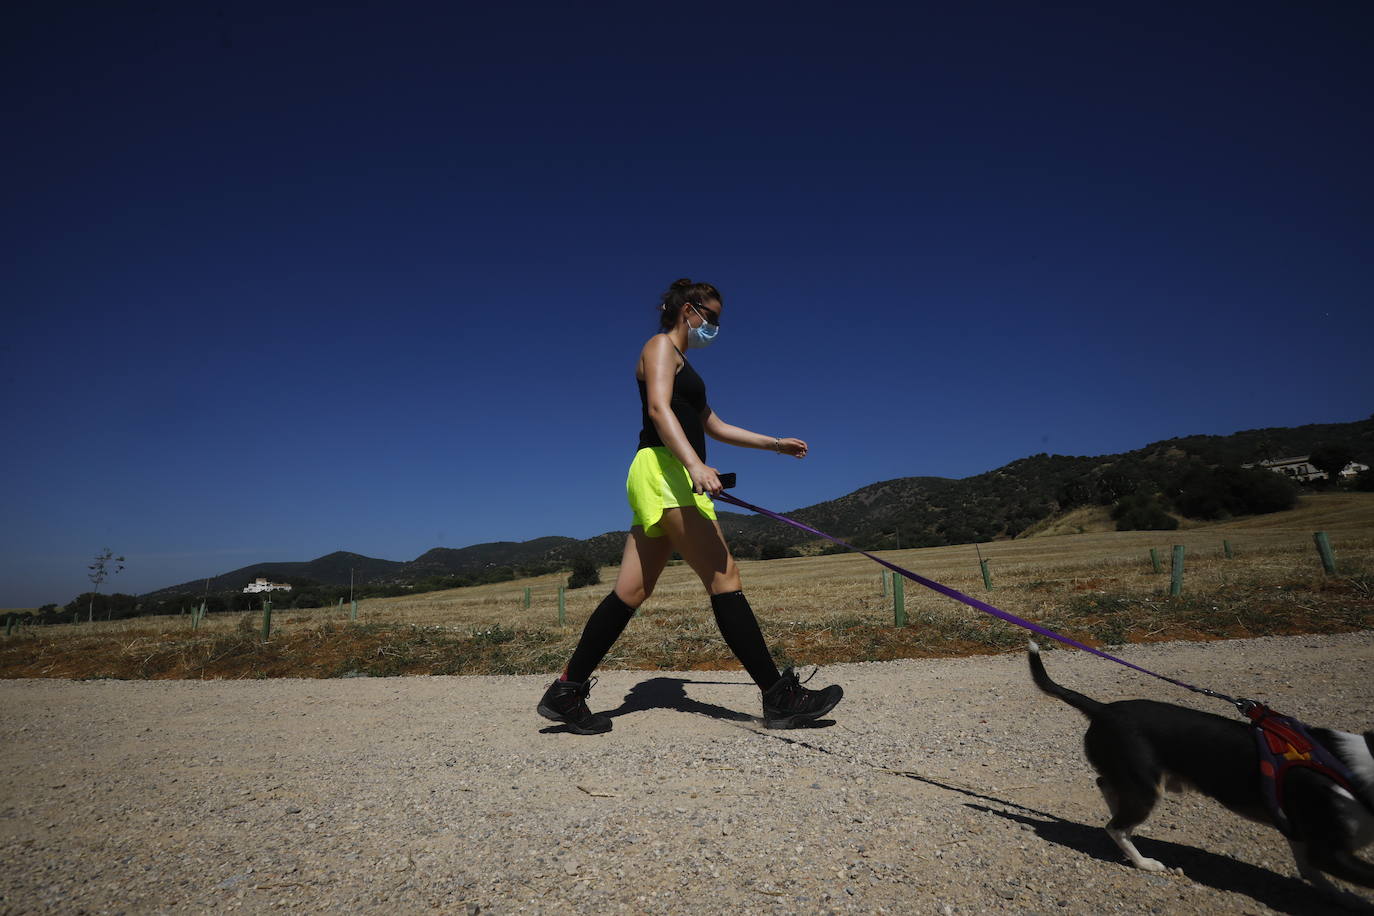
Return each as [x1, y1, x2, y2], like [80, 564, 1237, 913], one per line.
[1247, 702, 1358, 837]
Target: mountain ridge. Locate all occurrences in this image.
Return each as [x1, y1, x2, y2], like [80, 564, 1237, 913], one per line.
[142, 416, 1373, 599]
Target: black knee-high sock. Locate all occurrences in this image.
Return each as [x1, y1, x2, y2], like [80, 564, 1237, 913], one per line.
[565, 591, 638, 682]
[709, 590, 782, 689]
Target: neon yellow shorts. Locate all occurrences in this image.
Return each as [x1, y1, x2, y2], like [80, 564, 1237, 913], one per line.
[626, 446, 716, 538]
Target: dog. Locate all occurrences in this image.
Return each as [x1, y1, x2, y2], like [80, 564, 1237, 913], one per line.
[1027, 640, 1374, 893]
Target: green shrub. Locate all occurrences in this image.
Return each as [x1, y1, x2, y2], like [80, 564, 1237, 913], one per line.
[471, 624, 516, 644]
[760, 543, 801, 560]
[291, 589, 323, 609]
[1172, 466, 1296, 520]
[567, 556, 601, 589]
[1111, 493, 1179, 531]
[1309, 443, 1356, 488]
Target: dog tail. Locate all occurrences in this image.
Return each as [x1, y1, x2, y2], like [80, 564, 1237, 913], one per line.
[1028, 640, 1104, 717]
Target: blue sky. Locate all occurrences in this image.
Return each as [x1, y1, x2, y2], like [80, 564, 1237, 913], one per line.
[4, 2, 1371, 607]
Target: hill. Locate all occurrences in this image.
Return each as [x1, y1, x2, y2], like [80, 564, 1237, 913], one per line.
[717, 416, 1373, 555]
[142, 551, 407, 601]
[142, 415, 1373, 600]
[143, 533, 640, 602]
[405, 537, 579, 577]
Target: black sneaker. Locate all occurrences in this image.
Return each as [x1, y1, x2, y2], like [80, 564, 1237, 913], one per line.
[537, 677, 612, 735]
[761, 667, 843, 728]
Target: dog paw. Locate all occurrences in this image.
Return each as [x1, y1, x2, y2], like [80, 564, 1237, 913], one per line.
[1331, 890, 1369, 911]
[1314, 884, 1369, 911]
[1135, 857, 1167, 872]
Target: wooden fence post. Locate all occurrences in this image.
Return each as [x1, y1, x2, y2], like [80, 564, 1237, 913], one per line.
[1313, 532, 1336, 574]
[893, 573, 906, 626]
[1169, 545, 1185, 596]
[262, 599, 273, 640]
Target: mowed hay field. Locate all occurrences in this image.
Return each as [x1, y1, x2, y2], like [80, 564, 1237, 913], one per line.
[3, 494, 1371, 680]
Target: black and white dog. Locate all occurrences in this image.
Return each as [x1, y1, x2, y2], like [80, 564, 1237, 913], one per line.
[1027, 641, 1374, 892]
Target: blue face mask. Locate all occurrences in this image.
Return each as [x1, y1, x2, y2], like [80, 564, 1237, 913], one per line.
[687, 306, 719, 349]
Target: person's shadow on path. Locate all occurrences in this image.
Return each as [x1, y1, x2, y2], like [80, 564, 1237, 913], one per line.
[538, 676, 837, 733]
[606, 676, 754, 723]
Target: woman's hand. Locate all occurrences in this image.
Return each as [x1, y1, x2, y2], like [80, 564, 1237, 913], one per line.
[774, 437, 808, 459]
[687, 463, 724, 496]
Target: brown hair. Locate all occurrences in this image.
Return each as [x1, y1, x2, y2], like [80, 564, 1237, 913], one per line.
[658, 278, 722, 332]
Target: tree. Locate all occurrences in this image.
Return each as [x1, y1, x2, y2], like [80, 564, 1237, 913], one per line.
[567, 556, 601, 590]
[1172, 466, 1296, 520]
[1111, 493, 1178, 531]
[1308, 443, 1355, 487]
[1056, 477, 1098, 510]
[291, 588, 324, 609]
[1097, 468, 1143, 505]
[87, 548, 125, 623]
[760, 543, 800, 560]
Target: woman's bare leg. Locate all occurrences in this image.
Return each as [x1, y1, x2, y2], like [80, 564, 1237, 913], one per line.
[655, 508, 844, 724]
[612, 526, 674, 606]
[562, 527, 671, 683]
[655, 508, 741, 595]
[657, 507, 778, 687]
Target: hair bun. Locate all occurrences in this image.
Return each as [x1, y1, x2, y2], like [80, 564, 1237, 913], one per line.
[671, 278, 694, 289]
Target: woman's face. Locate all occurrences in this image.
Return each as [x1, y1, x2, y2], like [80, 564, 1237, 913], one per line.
[687, 298, 722, 329]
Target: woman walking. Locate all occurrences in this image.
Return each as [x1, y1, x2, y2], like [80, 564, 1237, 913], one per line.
[537, 278, 843, 734]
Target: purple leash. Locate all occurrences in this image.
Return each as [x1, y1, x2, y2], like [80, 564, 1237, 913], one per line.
[717, 486, 1373, 819]
[715, 489, 1245, 709]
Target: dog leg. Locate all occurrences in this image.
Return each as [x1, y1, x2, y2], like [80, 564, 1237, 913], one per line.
[1107, 827, 1167, 872]
[1098, 776, 1166, 871]
[1288, 839, 1341, 891]
[1298, 840, 1374, 892]
[1288, 839, 1374, 911]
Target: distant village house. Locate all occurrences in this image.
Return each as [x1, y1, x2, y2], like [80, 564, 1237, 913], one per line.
[1243, 456, 1369, 482]
[242, 577, 293, 594]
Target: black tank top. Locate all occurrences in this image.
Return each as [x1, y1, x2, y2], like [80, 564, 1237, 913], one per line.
[637, 345, 708, 462]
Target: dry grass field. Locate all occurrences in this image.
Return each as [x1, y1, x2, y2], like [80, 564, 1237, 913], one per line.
[3, 493, 1371, 680]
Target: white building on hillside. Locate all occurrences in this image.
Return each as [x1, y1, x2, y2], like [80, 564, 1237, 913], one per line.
[1244, 456, 1369, 482]
[243, 577, 293, 594]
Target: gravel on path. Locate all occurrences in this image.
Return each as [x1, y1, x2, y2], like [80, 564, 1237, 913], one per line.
[2, 632, 1373, 915]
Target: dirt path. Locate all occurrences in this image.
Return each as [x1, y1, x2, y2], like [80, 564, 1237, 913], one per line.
[2, 632, 1373, 914]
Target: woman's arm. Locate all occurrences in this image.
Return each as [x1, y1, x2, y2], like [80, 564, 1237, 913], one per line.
[704, 409, 808, 459]
[640, 336, 724, 494]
